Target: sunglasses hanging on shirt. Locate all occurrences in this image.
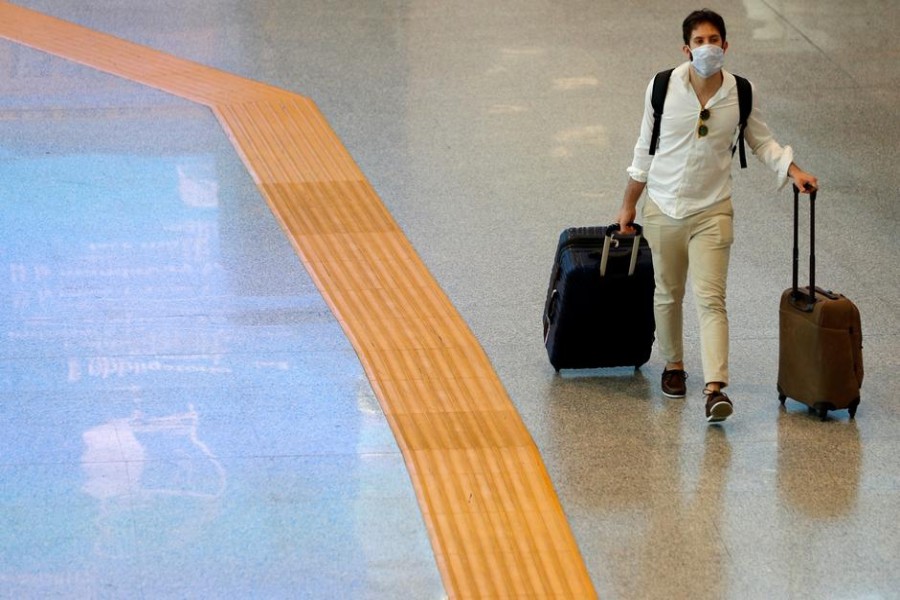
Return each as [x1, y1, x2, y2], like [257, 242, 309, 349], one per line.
[698, 108, 711, 137]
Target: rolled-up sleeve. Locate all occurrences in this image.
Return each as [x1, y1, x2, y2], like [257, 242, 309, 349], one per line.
[744, 82, 794, 189]
[627, 79, 656, 183]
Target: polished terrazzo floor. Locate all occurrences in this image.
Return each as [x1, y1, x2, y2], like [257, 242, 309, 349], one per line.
[1, 0, 899, 598]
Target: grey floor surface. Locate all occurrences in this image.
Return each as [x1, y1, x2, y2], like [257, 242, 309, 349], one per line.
[1, 1, 898, 598]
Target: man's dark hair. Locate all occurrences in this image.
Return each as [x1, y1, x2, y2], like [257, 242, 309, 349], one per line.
[682, 9, 727, 45]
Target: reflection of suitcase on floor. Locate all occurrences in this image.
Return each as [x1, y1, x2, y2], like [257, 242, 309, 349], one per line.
[777, 186, 864, 420]
[543, 224, 655, 371]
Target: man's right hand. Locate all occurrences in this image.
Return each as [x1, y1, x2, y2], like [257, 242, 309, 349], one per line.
[616, 206, 637, 234]
[617, 178, 646, 234]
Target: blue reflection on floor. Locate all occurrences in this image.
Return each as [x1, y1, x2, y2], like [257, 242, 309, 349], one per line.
[0, 112, 443, 597]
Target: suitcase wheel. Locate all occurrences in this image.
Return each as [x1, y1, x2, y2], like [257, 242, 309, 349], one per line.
[806, 403, 828, 421]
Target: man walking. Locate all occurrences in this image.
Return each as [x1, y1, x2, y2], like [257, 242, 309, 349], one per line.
[616, 9, 818, 423]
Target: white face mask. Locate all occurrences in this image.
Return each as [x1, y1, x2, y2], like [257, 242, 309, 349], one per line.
[690, 44, 725, 78]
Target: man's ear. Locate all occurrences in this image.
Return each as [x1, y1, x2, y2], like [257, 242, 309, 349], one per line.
[683, 45, 693, 60]
[722, 40, 729, 53]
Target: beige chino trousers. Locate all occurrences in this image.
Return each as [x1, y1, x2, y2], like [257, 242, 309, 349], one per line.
[642, 198, 734, 387]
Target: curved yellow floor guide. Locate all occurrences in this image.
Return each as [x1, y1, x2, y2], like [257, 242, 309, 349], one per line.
[0, 3, 596, 597]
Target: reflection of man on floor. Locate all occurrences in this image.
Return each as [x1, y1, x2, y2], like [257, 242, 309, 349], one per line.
[630, 431, 732, 598]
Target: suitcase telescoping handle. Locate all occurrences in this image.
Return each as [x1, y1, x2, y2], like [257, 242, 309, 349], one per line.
[792, 183, 818, 310]
[601, 222, 643, 277]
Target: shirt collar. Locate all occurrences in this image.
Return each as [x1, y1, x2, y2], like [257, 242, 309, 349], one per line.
[674, 61, 737, 106]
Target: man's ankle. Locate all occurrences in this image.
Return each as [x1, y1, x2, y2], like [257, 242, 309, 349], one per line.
[704, 382, 724, 394]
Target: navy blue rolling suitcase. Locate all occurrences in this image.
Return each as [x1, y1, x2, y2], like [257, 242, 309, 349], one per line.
[543, 224, 655, 371]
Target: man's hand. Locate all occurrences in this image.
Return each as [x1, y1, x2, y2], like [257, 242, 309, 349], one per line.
[616, 206, 637, 233]
[616, 178, 646, 233]
[789, 164, 818, 193]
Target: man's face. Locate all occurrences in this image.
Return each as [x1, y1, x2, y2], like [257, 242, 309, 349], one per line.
[684, 22, 728, 55]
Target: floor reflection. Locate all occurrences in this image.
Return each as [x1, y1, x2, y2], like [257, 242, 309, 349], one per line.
[0, 98, 441, 595]
[82, 406, 227, 502]
[777, 407, 861, 519]
[548, 370, 732, 597]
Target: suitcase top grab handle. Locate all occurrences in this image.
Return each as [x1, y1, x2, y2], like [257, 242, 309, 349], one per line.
[601, 222, 643, 277]
[792, 184, 818, 311]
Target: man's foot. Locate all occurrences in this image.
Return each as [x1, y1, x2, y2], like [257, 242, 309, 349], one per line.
[661, 369, 688, 398]
[705, 389, 733, 423]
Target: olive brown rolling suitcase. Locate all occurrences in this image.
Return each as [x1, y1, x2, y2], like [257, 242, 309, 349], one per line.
[777, 185, 864, 420]
[543, 223, 655, 371]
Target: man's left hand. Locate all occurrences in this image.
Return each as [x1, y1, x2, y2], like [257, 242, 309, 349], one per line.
[791, 168, 818, 193]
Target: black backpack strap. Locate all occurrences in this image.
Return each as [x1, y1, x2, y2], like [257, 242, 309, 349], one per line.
[649, 68, 674, 156]
[733, 74, 752, 168]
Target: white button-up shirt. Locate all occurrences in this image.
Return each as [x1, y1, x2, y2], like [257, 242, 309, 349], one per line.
[627, 61, 794, 219]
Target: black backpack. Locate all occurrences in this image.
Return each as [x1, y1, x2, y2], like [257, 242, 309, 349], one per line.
[648, 68, 752, 168]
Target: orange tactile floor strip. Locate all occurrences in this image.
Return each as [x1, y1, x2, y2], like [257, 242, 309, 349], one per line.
[0, 3, 597, 597]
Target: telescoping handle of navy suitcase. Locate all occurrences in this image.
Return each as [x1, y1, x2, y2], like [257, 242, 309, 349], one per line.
[791, 183, 820, 311]
[601, 222, 644, 277]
